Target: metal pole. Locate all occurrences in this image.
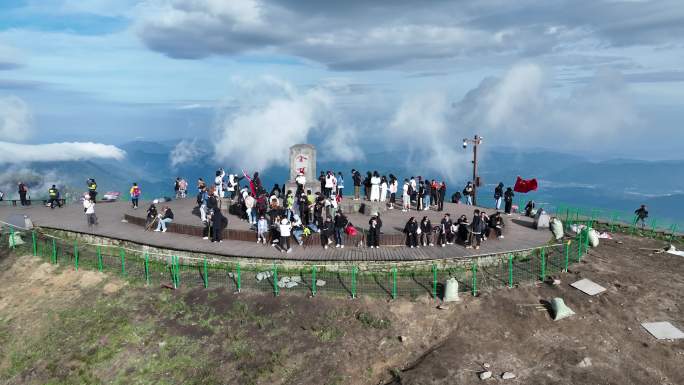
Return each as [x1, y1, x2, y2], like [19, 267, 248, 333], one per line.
[432, 264, 437, 299]
[52, 239, 57, 264]
[273, 264, 279, 296]
[74, 240, 79, 271]
[472, 135, 478, 206]
[508, 254, 513, 288]
[564, 242, 570, 272]
[9, 227, 15, 250]
[236, 263, 241, 292]
[32, 231, 37, 256]
[312, 265, 317, 296]
[203, 257, 208, 289]
[471, 263, 477, 296]
[351, 266, 357, 299]
[391, 267, 397, 300]
[97, 245, 103, 271]
[120, 248, 126, 277]
[539, 247, 546, 281]
[144, 252, 150, 285]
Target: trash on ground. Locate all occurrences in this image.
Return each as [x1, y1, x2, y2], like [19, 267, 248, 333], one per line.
[641, 322, 684, 340]
[550, 297, 575, 321]
[570, 278, 606, 296]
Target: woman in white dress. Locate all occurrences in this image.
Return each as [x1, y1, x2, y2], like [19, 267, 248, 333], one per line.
[370, 171, 381, 201]
[380, 176, 388, 202]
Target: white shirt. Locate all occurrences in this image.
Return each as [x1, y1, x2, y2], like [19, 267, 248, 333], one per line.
[296, 175, 306, 185]
[83, 199, 95, 214]
[390, 181, 398, 194]
[279, 219, 291, 236]
[371, 176, 381, 185]
[325, 175, 335, 188]
[403, 183, 409, 196]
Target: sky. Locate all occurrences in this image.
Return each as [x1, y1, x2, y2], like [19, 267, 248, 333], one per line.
[1, 0, 683, 175]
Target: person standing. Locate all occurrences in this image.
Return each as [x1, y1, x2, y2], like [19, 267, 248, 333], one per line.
[279, 217, 292, 253]
[336, 172, 344, 197]
[370, 171, 381, 201]
[409, 177, 417, 204]
[380, 176, 388, 203]
[468, 209, 486, 250]
[210, 206, 225, 243]
[438, 181, 446, 211]
[325, 171, 335, 198]
[130, 183, 141, 209]
[87, 178, 97, 203]
[404, 217, 419, 248]
[48, 185, 61, 209]
[389, 175, 398, 209]
[423, 180, 432, 210]
[363, 172, 372, 200]
[174, 177, 181, 199]
[368, 214, 382, 248]
[318, 172, 326, 195]
[320, 216, 334, 249]
[334, 211, 348, 248]
[504, 187, 514, 215]
[417, 181, 425, 210]
[463, 182, 473, 205]
[634, 205, 649, 228]
[215, 169, 225, 199]
[438, 214, 452, 247]
[494, 182, 504, 210]
[420, 216, 433, 246]
[83, 194, 97, 227]
[352, 169, 362, 200]
[245, 192, 256, 225]
[179, 178, 188, 198]
[402, 178, 411, 212]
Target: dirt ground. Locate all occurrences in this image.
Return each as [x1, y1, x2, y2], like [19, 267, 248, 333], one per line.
[0, 233, 682, 385]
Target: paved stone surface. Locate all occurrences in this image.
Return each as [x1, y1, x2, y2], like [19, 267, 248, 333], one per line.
[0, 198, 551, 261]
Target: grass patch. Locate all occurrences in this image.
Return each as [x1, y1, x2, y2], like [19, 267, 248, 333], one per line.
[356, 311, 391, 329]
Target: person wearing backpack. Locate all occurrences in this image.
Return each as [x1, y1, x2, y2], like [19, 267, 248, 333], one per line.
[130, 183, 141, 209]
[463, 181, 473, 205]
[494, 182, 504, 210]
[48, 185, 61, 209]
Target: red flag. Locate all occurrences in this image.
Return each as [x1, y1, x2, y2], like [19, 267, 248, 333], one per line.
[514, 176, 538, 193]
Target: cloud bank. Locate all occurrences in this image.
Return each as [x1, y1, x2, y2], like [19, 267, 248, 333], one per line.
[213, 77, 363, 170]
[170, 138, 206, 168]
[0, 142, 126, 164]
[0, 96, 33, 142]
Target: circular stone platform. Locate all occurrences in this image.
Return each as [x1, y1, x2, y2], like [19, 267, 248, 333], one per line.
[0, 197, 551, 262]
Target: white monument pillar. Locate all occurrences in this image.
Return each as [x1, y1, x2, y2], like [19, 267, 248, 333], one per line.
[286, 144, 319, 194]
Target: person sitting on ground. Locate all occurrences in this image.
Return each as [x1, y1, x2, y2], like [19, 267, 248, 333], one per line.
[451, 191, 461, 204]
[279, 217, 292, 253]
[420, 216, 433, 246]
[456, 214, 470, 245]
[146, 204, 157, 228]
[48, 184, 62, 209]
[368, 213, 382, 248]
[320, 216, 334, 249]
[525, 200, 536, 217]
[488, 211, 505, 239]
[634, 204, 649, 228]
[404, 216, 419, 248]
[438, 213, 452, 247]
[334, 211, 348, 248]
[155, 206, 174, 232]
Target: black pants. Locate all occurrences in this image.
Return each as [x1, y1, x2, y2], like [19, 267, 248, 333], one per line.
[280, 236, 290, 250]
[420, 232, 431, 245]
[89, 190, 97, 202]
[490, 226, 503, 237]
[132, 198, 139, 208]
[505, 201, 512, 214]
[19, 192, 27, 206]
[48, 198, 61, 208]
[334, 228, 343, 245]
[202, 223, 210, 238]
[470, 232, 482, 247]
[438, 232, 447, 245]
[438, 196, 444, 211]
[211, 222, 222, 242]
[368, 230, 379, 247]
[406, 233, 418, 247]
[320, 233, 330, 247]
[324, 187, 332, 198]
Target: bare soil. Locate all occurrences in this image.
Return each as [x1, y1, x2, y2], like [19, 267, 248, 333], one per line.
[0, 233, 682, 385]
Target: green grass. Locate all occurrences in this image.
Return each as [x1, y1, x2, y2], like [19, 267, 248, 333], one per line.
[356, 311, 391, 329]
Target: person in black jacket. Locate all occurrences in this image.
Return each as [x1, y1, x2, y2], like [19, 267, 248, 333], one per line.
[524, 200, 535, 217]
[320, 216, 334, 249]
[456, 214, 470, 245]
[155, 206, 174, 232]
[352, 169, 362, 200]
[488, 211, 505, 238]
[438, 182, 446, 211]
[494, 182, 504, 210]
[145, 204, 158, 229]
[420, 216, 433, 246]
[634, 205, 649, 228]
[438, 214, 452, 247]
[468, 209, 487, 250]
[363, 172, 372, 201]
[368, 213, 382, 248]
[333, 211, 348, 248]
[404, 217, 419, 248]
[318, 172, 326, 194]
[211, 207, 227, 242]
[451, 191, 461, 204]
[504, 187, 514, 215]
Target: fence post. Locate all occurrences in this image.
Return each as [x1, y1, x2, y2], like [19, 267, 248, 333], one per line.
[32, 231, 37, 256]
[236, 263, 241, 293]
[508, 254, 513, 288]
[203, 257, 208, 289]
[97, 246, 103, 271]
[391, 267, 397, 300]
[564, 242, 570, 272]
[74, 240, 79, 271]
[649, 219, 657, 238]
[9, 227, 15, 250]
[471, 263, 477, 296]
[120, 248, 126, 277]
[144, 252, 150, 285]
[52, 239, 57, 264]
[351, 266, 357, 299]
[539, 247, 546, 281]
[577, 231, 582, 260]
[432, 264, 437, 299]
[583, 228, 590, 255]
[312, 265, 317, 296]
[669, 224, 678, 243]
[272, 264, 279, 296]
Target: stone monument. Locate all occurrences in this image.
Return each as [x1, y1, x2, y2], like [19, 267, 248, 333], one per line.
[286, 144, 319, 194]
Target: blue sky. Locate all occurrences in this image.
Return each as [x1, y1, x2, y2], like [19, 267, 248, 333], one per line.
[1, 0, 683, 171]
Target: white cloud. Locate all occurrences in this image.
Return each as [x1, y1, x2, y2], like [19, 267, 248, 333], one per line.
[0, 166, 62, 199]
[213, 77, 362, 170]
[169, 138, 206, 168]
[0, 96, 33, 142]
[0, 142, 126, 164]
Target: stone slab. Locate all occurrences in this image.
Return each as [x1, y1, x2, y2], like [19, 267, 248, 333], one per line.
[570, 278, 606, 296]
[641, 322, 684, 340]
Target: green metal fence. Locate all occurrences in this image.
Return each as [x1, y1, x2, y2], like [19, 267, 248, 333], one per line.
[1, 225, 599, 301]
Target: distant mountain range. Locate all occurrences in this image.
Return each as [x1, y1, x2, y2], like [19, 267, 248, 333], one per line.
[3, 140, 683, 227]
